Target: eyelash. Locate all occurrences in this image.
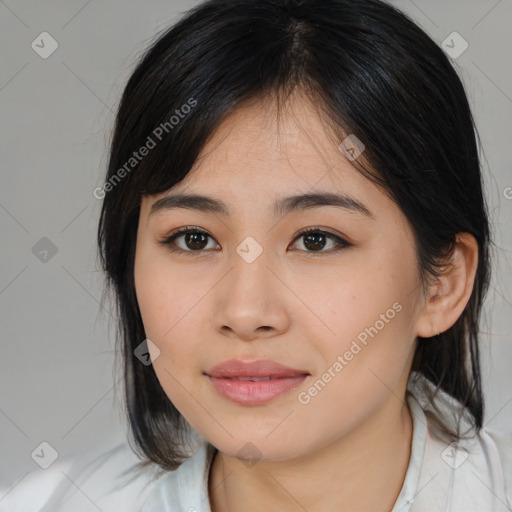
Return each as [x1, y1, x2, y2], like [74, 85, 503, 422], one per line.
[158, 226, 352, 257]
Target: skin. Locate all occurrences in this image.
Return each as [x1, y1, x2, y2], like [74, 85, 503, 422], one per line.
[134, 91, 478, 512]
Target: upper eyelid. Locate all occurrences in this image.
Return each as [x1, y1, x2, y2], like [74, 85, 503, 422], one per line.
[164, 226, 344, 239]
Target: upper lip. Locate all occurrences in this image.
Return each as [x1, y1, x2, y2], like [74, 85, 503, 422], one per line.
[205, 359, 310, 379]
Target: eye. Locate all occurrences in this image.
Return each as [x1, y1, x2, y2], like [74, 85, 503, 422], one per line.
[158, 226, 351, 256]
[289, 227, 351, 255]
[158, 226, 219, 255]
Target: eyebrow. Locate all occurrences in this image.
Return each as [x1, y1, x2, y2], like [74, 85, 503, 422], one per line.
[149, 191, 373, 219]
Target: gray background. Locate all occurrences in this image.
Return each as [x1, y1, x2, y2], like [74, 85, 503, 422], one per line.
[1, 0, 511, 489]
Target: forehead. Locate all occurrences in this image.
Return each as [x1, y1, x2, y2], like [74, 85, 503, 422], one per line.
[193, 93, 343, 178]
[140, 92, 389, 221]
[177, 96, 366, 184]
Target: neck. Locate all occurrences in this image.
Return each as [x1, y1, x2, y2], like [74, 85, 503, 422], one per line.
[208, 395, 413, 512]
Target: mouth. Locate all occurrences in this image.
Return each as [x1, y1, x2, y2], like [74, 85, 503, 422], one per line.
[204, 359, 310, 405]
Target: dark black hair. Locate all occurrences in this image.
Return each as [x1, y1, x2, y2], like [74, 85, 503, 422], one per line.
[97, 0, 491, 471]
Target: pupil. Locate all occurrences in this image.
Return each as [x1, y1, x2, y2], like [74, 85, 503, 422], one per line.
[186, 232, 207, 250]
[304, 233, 326, 251]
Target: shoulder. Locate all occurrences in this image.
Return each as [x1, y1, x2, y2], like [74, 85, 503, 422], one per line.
[0, 436, 166, 512]
[426, 424, 512, 511]
[481, 427, 512, 507]
[407, 392, 512, 511]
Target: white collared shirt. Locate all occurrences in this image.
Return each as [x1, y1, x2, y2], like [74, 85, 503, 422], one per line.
[1, 379, 511, 511]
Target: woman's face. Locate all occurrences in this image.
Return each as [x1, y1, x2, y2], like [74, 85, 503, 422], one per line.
[134, 94, 427, 460]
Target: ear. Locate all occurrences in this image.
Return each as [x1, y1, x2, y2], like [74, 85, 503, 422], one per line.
[416, 233, 479, 338]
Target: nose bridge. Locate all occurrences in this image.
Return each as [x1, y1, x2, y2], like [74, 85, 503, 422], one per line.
[211, 234, 289, 338]
[229, 234, 273, 298]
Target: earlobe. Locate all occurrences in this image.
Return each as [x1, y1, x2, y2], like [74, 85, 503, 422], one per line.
[416, 233, 479, 338]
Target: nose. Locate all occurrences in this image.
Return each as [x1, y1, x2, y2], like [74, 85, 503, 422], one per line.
[211, 249, 290, 342]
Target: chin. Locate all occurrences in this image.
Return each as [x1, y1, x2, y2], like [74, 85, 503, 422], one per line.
[212, 436, 306, 463]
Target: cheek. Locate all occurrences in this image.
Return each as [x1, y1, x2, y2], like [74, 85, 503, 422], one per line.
[303, 259, 416, 343]
[134, 248, 204, 380]
[302, 245, 420, 381]
[294, 277, 417, 440]
[134, 254, 207, 417]
[135, 244, 197, 337]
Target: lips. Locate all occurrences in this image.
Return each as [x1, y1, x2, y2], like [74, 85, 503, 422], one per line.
[204, 359, 310, 405]
[205, 358, 310, 379]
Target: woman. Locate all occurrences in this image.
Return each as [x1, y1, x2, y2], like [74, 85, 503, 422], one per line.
[2, 0, 510, 510]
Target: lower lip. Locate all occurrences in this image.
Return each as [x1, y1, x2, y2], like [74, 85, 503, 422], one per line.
[207, 375, 308, 405]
